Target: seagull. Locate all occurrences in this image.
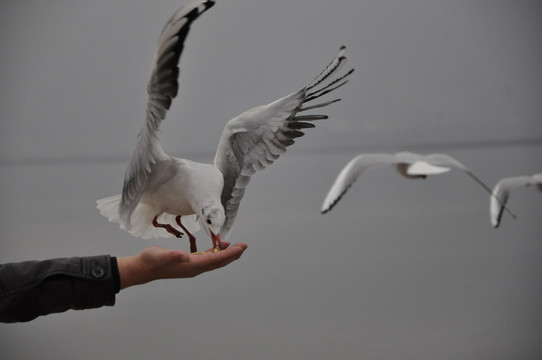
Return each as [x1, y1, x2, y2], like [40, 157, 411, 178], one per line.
[490, 173, 542, 228]
[320, 151, 513, 215]
[97, 0, 353, 252]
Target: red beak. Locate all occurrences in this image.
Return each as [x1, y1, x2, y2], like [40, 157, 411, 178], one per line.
[211, 232, 222, 250]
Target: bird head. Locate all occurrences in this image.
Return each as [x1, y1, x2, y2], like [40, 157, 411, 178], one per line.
[199, 204, 225, 248]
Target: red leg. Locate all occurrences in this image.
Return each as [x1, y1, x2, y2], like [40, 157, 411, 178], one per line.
[152, 216, 184, 238]
[176, 216, 197, 253]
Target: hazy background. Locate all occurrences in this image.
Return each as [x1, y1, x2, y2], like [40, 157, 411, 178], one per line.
[1, 0, 541, 359]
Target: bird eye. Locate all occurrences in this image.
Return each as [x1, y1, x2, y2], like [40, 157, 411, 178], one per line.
[206, 219, 212, 225]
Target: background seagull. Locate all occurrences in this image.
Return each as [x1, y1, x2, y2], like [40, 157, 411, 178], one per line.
[97, 0, 353, 252]
[490, 173, 542, 228]
[320, 151, 512, 216]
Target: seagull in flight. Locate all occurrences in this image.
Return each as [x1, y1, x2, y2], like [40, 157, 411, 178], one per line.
[320, 151, 513, 216]
[490, 173, 542, 228]
[97, 0, 353, 252]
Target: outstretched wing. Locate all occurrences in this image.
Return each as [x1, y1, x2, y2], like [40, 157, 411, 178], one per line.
[423, 153, 517, 221]
[490, 176, 525, 228]
[119, 1, 215, 228]
[424, 153, 497, 193]
[490, 173, 542, 227]
[321, 153, 397, 214]
[214, 46, 354, 239]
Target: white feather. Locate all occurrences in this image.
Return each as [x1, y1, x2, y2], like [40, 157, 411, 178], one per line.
[97, 194, 200, 239]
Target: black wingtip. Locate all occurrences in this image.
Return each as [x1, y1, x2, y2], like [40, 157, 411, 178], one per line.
[287, 122, 316, 130]
[282, 130, 305, 139]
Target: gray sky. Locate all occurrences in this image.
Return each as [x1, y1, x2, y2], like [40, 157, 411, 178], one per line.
[1, 1, 541, 359]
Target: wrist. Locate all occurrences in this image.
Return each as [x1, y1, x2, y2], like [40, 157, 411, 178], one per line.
[117, 254, 152, 290]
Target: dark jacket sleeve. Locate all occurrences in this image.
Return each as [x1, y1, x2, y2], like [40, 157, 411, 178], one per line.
[0, 255, 118, 323]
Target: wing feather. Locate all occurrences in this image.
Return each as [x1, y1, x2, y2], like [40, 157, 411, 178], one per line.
[214, 47, 354, 239]
[423, 153, 518, 218]
[490, 173, 542, 227]
[321, 153, 397, 214]
[119, 1, 215, 228]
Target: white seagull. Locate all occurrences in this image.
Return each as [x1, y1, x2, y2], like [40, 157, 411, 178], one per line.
[321, 151, 512, 215]
[490, 173, 542, 228]
[97, 0, 353, 252]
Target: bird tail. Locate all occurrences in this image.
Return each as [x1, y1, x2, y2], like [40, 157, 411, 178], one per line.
[97, 194, 123, 224]
[96, 194, 200, 239]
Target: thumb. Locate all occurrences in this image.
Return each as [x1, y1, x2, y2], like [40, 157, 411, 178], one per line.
[166, 249, 191, 264]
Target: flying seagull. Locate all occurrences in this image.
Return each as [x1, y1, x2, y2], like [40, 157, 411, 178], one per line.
[320, 151, 512, 215]
[97, 0, 353, 252]
[490, 173, 542, 228]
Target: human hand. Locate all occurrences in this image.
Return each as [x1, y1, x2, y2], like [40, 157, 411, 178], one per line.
[117, 242, 247, 289]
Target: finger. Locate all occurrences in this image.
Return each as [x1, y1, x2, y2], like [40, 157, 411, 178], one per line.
[201, 241, 231, 254]
[193, 243, 247, 271]
[229, 243, 248, 252]
[194, 242, 244, 260]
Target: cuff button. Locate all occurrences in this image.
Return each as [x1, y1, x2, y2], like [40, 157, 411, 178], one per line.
[91, 266, 105, 279]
